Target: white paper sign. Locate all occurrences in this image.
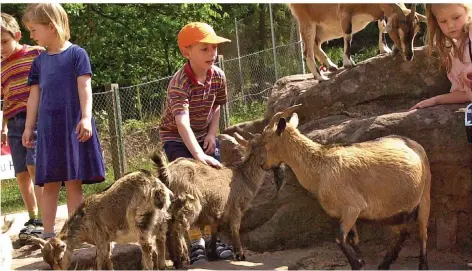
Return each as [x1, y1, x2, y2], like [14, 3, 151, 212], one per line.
[0, 111, 16, 180]
[0, 155, 15, 180]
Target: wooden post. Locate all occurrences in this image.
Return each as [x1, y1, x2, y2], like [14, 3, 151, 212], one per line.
[105, 83, 126, 179]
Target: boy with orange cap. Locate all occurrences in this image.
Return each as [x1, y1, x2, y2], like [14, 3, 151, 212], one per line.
[159, 22, 232, 264]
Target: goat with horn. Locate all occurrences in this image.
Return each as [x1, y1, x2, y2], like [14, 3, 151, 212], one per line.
[260, 104, 431, 270]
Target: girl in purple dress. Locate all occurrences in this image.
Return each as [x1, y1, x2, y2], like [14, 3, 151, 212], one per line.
[21, 3, 105, 239]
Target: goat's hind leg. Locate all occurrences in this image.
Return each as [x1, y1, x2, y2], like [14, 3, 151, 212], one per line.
[417, 185, 430, 270]
[336, 208, 364, 270]
[206, 223, 221, 261]
[95, 242, 113, 270]
[378, 19, 391, 54]
[378, 225, 408, 270]
[340, 11, 356, 68]
[348, 224, 365, 266]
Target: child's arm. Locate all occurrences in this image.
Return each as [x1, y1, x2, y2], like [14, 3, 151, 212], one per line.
[22, 85, 40, 148]
[76, 74, 93, 142]
[1, 121, 7, 146]
[175, 113, 221, 168]
[409, 91, 471, 110]
[203, 105, 221, 155]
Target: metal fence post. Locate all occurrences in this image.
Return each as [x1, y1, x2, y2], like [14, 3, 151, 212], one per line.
[217, 54, 230, 131]
[269, 3, 278, 81]
[297, 22, 306, 75]
[235, 18, 245, 105]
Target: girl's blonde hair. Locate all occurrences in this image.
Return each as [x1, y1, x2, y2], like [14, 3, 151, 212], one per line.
[22, 3, 70, 44]
[426, 3, 472, 71]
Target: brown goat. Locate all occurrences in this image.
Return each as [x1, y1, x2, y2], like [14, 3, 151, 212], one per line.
[152, 132, 268, 268]
[29, 169, 173, 270]
[290, 4, 426, 80]
[260, 104, 431, 270]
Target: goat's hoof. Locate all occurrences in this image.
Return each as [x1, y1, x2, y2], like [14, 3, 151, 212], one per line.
[235, 253, 246, 261]
[419, 263, 428, 270]
[349, 259, 364, 270]
[207, 249, 219, 261]
[314, 74, 329, 81]
[328, 66, 338, 72]
[378, 264, 389, 270]
[173, 259, 185, 269]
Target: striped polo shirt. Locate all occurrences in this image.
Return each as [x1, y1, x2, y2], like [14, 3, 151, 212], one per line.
[1, 44, 43, 120]
[159, 62, 227, 142]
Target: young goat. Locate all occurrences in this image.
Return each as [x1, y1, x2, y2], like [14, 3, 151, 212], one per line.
[260, 105, 431, 270]
[0, 216, 14, 270]
[153, 132, 268, 268]
[30, 168, 173, 270]
[290, 4, 426, 80]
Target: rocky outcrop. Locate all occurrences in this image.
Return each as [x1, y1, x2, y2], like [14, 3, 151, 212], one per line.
[223, 47, 472, 252]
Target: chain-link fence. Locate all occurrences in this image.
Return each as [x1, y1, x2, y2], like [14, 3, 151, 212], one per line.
[1, 4, 305, 213]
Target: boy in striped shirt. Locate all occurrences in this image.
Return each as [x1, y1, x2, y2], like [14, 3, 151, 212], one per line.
[159, 22, 232, 264]
[1, 12, 43, 242]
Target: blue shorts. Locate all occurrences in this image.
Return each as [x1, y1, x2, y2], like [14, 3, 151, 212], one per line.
[163, 139, 221, 162]
[7, 112, 37, 175]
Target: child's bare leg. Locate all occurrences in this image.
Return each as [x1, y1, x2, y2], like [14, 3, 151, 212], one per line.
[27, 165, 43, 215]
[65, 180, 83, 216]
[16, 171, 39, 218]
[42, 182, 61, 234]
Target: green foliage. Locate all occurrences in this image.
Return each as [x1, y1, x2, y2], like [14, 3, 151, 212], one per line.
[229, 101, 266, 125]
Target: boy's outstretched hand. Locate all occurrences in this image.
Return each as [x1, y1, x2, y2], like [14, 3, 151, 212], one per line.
[409, 97, 437, 111]
[195, 152, 222, 168]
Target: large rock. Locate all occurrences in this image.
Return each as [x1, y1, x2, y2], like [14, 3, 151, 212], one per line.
[223, 47, 472, 252]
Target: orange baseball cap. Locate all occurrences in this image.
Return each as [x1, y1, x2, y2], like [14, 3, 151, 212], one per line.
[178, 22, 231, 50]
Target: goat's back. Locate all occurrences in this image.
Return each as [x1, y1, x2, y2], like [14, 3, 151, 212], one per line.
[167, 158, 235, 225]
[289, 4, 385, 42]
[65, 170, 168, 243]
[316, 135, 429, 220]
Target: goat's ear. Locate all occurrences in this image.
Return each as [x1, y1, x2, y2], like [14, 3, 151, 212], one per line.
[288, 113, 299, 128]
[233, 132, 249, 147]
[276, 118, 287, 136]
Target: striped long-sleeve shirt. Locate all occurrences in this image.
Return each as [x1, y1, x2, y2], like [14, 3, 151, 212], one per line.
[1, 44, 43, 121]
[159, 62, 227, 142]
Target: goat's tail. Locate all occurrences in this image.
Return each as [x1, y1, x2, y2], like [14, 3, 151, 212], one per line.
[151, 150, 170, 187]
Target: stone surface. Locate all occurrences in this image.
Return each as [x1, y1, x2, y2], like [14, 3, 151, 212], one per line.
[223, 47, 472, 252]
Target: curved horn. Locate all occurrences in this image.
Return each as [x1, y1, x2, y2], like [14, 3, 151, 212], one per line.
[410, 3, 416, 15]
[281, 104, 303, 119]
[393, 4, 407, 19]
[29, 236, 47, 248]
[408, 4, 417, 20]
[267, 104, 303, 129]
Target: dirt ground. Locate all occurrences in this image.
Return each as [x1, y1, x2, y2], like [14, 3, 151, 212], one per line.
[9, 218, 472, 270]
